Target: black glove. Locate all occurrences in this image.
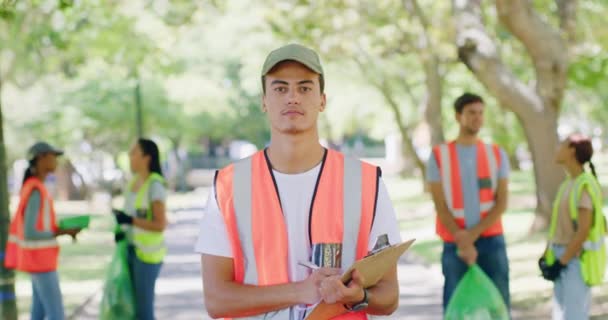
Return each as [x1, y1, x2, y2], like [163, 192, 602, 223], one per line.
[114, 231, 126, 243]
[112, 209, 133, 225]
[539, 257, 566, 281]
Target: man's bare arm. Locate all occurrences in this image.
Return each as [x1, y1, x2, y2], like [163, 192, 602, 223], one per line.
[202, 254, 339, 319]
[470, 178, 508, 241]
[429, 182, 460, 235]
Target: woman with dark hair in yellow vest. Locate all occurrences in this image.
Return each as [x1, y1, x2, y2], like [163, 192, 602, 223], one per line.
[5, 142, 81, 320]
[539, 133, 605, 320]
[113, 138, 167, 320]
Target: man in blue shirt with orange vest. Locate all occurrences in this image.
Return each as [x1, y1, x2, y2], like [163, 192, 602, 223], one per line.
[427, 93, 511, 312]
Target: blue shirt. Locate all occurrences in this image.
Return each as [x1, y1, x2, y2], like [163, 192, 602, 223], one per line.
[426, 144, 510, 228]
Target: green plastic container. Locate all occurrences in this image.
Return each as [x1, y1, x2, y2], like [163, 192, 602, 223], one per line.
[58, 215, 91, 230]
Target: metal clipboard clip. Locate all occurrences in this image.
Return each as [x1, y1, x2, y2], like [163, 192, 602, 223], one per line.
[366, 233, 391, 257]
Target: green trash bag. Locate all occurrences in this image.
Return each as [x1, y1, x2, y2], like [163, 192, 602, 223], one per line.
[100, 238, 136, 319]
[445, 264, 509, 320]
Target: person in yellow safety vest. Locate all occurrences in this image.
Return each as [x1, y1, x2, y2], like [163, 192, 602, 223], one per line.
[5, 142, 81, 320]
[195, 44, 402, 320]
[113, 138, 168, 320]
[539, 133, 606, 320]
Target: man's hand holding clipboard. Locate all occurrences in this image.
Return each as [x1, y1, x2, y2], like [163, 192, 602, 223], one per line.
[304, 238, 416, 320]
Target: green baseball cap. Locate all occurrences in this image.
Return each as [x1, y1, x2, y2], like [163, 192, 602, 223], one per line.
[261, 43, 324, 77]
[27, 141, 64, 161]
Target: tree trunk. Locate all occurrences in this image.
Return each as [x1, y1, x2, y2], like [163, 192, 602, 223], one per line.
[522, 113, 564, 231]
[134, 76, 144, 138]
[404, 0, 445, 146]
[508, 151, 520, 171]
[379, 83, 426, 178]
[423, 56, 445, 147]
[453, 0, 570, 229]
[0, 75, 18, 320]
[353, 57, 426, 178]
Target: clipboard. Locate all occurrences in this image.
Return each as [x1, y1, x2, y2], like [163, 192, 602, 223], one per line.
[304, 238, 416, 320]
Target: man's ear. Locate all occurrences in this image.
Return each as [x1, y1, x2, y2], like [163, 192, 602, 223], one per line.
[320, 93, 327, 112]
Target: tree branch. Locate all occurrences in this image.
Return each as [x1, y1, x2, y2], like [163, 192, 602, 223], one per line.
[556, 0, 577, 44]
[352, 54, 425, 174]
[403, 0, 444, 145]
[452, 0, 543, 119]
[495, 0, 568, 110]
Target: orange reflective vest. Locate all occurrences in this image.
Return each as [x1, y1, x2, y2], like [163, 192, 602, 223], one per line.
[215, 149, 380, 320]
[5, 178, 59, 273]
[432, 141, 503, 242]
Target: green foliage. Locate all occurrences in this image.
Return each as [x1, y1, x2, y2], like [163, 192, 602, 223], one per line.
[2, 0, 608, 165]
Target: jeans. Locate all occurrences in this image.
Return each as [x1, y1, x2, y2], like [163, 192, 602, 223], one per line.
[127, 245, 163, 320]
[441, 235, 510, 312]
[551, 245, 590, 320]
[30, 271, 65, 320]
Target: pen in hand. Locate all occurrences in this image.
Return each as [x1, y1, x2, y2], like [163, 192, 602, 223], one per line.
[298, 260, 320, 270]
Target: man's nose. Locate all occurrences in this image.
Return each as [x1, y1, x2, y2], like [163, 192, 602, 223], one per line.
[287, 89, 300, 105]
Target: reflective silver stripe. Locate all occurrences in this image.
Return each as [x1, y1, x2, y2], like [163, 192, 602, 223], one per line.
[238, 309, 291, 320]
[8, 235, 58, 249]
[43, 197, 52, 232]
[250, 309, 291, 319]
[233, 158, 258, 285]
[135, 181, 150, 211]
[438, 144, 456, 215]
[231, 158, 293, 320]
[452, 209, 465, 217]
[342, 156, 362, 268]
[480, 202, 495, 212]
[584, 239, 604, 251]
[485, 143, 498, 191]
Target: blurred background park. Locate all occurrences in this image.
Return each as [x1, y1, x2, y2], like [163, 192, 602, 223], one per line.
[1, 0, 607, 319]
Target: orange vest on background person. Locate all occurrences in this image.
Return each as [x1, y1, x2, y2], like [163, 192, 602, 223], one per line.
[215, 148, 381, 320]
[5, 178, 59, 273]
[432, 140, 503, 243]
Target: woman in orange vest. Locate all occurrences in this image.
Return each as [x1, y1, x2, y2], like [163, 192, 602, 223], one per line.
[5, 142, 81, 320]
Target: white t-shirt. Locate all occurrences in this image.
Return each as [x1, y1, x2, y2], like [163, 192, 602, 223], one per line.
[195, 163, 402, 284]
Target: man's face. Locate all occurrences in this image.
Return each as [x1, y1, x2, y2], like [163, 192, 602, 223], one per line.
[262, 61, 326, 135]
[456, 102, 484, 136]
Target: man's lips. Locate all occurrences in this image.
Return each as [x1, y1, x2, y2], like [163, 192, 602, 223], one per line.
[282, 110, 304, 116]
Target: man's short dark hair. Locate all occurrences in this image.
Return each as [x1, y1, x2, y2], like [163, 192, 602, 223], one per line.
[454, 92, 484, 113]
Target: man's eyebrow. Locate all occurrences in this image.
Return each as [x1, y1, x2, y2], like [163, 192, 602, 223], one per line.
[270, 80, 289, 86]
[298, 80, 314, 85]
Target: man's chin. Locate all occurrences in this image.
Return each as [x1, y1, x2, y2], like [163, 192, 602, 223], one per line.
[278, 127, 306, 135]
[465, 128, 480, 135]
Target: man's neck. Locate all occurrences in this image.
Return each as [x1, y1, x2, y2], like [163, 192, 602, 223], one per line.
[266, 131, 325, 174]
[455, 132, 478, 145]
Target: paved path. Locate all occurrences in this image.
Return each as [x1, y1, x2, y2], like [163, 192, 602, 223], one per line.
[72, 206, 443, 319]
